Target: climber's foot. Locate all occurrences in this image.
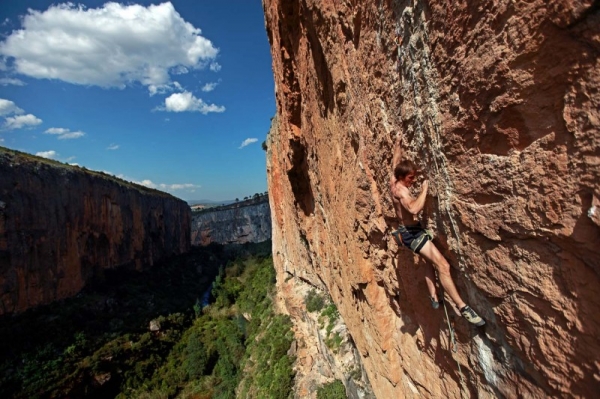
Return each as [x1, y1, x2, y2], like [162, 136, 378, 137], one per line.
[460, 305, 485, 326]
[430, 296, 442, 310]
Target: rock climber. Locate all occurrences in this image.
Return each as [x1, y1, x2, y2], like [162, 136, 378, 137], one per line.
[389, 137, 485, 326]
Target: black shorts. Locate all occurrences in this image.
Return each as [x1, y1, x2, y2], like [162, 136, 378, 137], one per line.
[391, 225, 433, 254]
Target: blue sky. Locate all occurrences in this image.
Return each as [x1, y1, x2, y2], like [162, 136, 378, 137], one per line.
[0, 0, 275, 202]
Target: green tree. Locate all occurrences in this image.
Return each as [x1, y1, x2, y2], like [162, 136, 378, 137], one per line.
[183, 333, 209, 379]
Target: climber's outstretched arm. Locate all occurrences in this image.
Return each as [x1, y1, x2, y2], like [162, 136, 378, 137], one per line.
[391, 135, 402, 187]
[392, 135, 402, 170]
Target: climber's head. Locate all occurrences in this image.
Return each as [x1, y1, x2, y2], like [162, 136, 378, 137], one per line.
[394, 160, 418, 186]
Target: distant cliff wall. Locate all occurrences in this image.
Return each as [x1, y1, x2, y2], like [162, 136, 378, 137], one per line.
[264, 0, 599, 398]
[0, 148, 191, 315]
[191, 198, 271, 246]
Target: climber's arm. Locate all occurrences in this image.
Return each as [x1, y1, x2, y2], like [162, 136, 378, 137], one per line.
[392, 135, 402, 171]
[400, 181, 428, 215]
[390, 136, 402, 187]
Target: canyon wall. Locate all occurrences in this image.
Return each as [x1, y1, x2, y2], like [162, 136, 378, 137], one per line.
[0, 148, 191, 315]
[191, 198, 271, 246]
[263, 0, 600, 398]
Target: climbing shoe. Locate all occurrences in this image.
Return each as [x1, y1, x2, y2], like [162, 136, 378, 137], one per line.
[460, 305, 485, 326]
[430, 296, 442, 309]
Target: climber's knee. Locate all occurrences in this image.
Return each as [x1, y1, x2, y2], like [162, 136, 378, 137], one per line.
[420, 241, 452, 276]
[435, 259, 451, 276]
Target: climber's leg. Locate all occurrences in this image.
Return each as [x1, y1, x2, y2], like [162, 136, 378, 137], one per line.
[419, 241, 486, 326]
[418, 241, 466, 309]
[424, 264, 438, 300]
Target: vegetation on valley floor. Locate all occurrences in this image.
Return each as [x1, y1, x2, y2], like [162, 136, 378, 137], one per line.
[0, 240, 295, 398]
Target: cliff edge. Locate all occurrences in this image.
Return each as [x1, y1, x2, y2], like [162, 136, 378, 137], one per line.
[191, 196, 272, 246]
[0, 148, 191, 314]
[263, 0, 599, 398]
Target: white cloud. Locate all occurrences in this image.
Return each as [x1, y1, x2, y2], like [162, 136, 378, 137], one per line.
[239, 138, 258, 149]
[125, 176, 200, 193]
[4, 113, 42, 129]
[0, 137, 4, 143]
[171, 65, 189, 75]
[148, 81, 183, 96]
[0, 98, 23, 115]
[36, 150, 57, 159]
[149, 83, 173, 96]
[107, 144, 119, 150]
[0, 77, 25, 86]
[160, 183, 199, 190]
[59, 132, 84, 139]
[102, 172, 201, 200]
[45, 127, 68, 134]
[136, 179, 157, 188]
[0, 2, 219, 91]
[201, 82, 218, 92]
[209, 62, 221, 72]
[1, 99, 42, 130]
[160, 91, 225, 114]
[44, 127, 85, 139]
[131, 180, 199, 191]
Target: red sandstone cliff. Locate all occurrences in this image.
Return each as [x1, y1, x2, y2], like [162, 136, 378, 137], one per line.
[263, 0, 599, 397]
[0, 148, 190, 314]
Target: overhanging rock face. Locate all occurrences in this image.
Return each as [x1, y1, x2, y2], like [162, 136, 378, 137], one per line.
[0, 149, 191, 315]
[263, 0, 599, 397]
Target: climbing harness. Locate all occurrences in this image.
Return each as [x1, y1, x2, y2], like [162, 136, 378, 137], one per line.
[391, 228, 404, 248]
[391, 225, 434, 253]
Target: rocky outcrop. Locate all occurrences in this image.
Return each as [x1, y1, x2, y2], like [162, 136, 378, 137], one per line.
[0, 148, 190, 315]
[263, 1, 599, 398]
[276, 275, 375, 399]
[191, 198, 271, 245]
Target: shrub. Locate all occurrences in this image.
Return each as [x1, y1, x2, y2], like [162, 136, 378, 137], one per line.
[305, 289, 325, 313]
[317, 380, 347, 399]
[321, 304, 339, 324]
[327, 332, 343, 352]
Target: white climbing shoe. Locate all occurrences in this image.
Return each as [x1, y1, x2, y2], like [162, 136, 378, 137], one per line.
[460, 305, 485, 326]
